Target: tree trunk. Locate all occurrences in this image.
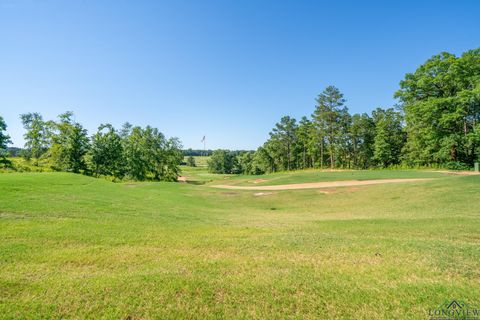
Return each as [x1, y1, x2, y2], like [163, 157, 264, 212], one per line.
[320, 140, 324, 169]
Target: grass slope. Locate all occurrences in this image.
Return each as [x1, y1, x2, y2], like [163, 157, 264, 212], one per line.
[0, 171, 479, 319]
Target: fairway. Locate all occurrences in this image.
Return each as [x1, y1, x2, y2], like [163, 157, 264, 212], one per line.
[1, 170, 479, 319]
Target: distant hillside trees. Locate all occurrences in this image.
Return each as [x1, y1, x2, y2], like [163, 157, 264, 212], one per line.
[183, 149, 213, 156]
[247, 86, 396, 173]
[14, 112, 183, 181]
[20, 112, 49, 162]
[229, 48, 479, 174]
[207, 150, 237, 174]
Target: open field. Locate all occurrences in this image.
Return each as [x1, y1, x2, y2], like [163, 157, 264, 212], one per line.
[183, 156, 210, 168]
[1, 170, 480, 319]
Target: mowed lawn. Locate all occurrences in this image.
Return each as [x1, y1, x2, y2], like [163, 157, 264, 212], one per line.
[0, 171, 479, 319]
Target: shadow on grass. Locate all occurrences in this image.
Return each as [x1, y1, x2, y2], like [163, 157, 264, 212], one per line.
[185, 180, 208, 185]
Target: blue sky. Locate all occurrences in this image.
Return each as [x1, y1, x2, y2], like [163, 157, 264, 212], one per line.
[1, 0, 479, 149]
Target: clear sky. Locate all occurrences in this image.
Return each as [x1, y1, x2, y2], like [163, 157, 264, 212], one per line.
[1, 0, 479, 149]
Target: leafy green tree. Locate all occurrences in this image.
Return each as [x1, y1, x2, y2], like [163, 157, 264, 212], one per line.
[0, 116, 11, 164]
[90, 124, 124, 178]
[48, 112, 89, 173]
[122, 126, 150, 180]
[350, 113, 375, 168]
[372, 108, 405, 167]
[207, 150, 237, 174]
[186, 156, 196, 167]
[122, 125, 182, 181]
[252, 145, 274, 174]
[162, 137, 183, 181]
[236, 151, 255, 174]
[395, 49, 480, 166]
[20, 112, 49, 161]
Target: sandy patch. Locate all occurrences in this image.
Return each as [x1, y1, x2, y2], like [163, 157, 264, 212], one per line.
[211, 178, 433, 191]
[318, 189, 338, 194]
[253, 192, 275, 197]
[123, 183, 141, 188]
[249, 179, 268, 184]
[177, 176, 187, 183]
[428, 170, 480, 176]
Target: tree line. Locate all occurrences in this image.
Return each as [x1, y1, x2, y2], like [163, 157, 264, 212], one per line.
[208, 48, 480, 174]
[0, 112, 183, 181]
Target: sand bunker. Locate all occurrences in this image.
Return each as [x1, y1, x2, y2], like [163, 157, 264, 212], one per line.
[211, 178, 433, 191]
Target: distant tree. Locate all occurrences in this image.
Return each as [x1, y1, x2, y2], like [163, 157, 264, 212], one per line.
[90, 124, 124, 178]
[372, 108, 405, 167]
[236, 151, 255, 174]
[208, 150, 237, 174]
[252, 145, 274, 174]
[48, 112, 89, 173]
[162, 137, 183, 181]
[183, 149, 214, 156]
[20, 112, 49, 161]
[6, 147, 23, 157]
[122, 126, 150, 180]
[186, 156, 196, 167]
[336, 111, 352, 168]
[0, 116, 12, 164]
[313, 86, 348, 169]
[269, 116, 298, 171]
[122, 125, 182, 181]
[350, 113, 375, 168]
[296, 116, 313, 169]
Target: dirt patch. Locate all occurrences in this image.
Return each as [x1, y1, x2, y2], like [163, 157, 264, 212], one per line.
[428, 170, 480, 176]
[177, 176, 187, 183]
[318, 189, 338, 194]
[123, 183, 141, 188]
[253, 192, 275, 197]
[248, 179, 268, 184]
[211, 178, 434, 191]
[319, 187, 359, 194]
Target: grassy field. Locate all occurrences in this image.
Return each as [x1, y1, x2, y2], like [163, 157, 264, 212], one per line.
[1, 169, 479, 319]
[183, 156, 210, 168]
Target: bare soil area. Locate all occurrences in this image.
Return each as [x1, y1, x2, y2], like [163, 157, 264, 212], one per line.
[211, 178, 433, 191]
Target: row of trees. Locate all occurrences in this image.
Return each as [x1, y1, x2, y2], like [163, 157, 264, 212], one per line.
[208, 48, 480, 174]
[0, 112, 183, 181]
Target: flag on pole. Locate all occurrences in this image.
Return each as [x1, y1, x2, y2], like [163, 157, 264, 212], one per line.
[201, 135, 205, 143]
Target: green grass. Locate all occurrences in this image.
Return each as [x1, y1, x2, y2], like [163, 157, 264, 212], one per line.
[1, 170, 479, 319]
[183, 156, 210, 167]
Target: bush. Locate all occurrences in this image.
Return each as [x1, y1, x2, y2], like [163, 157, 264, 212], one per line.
[444, 161, 471, 171]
